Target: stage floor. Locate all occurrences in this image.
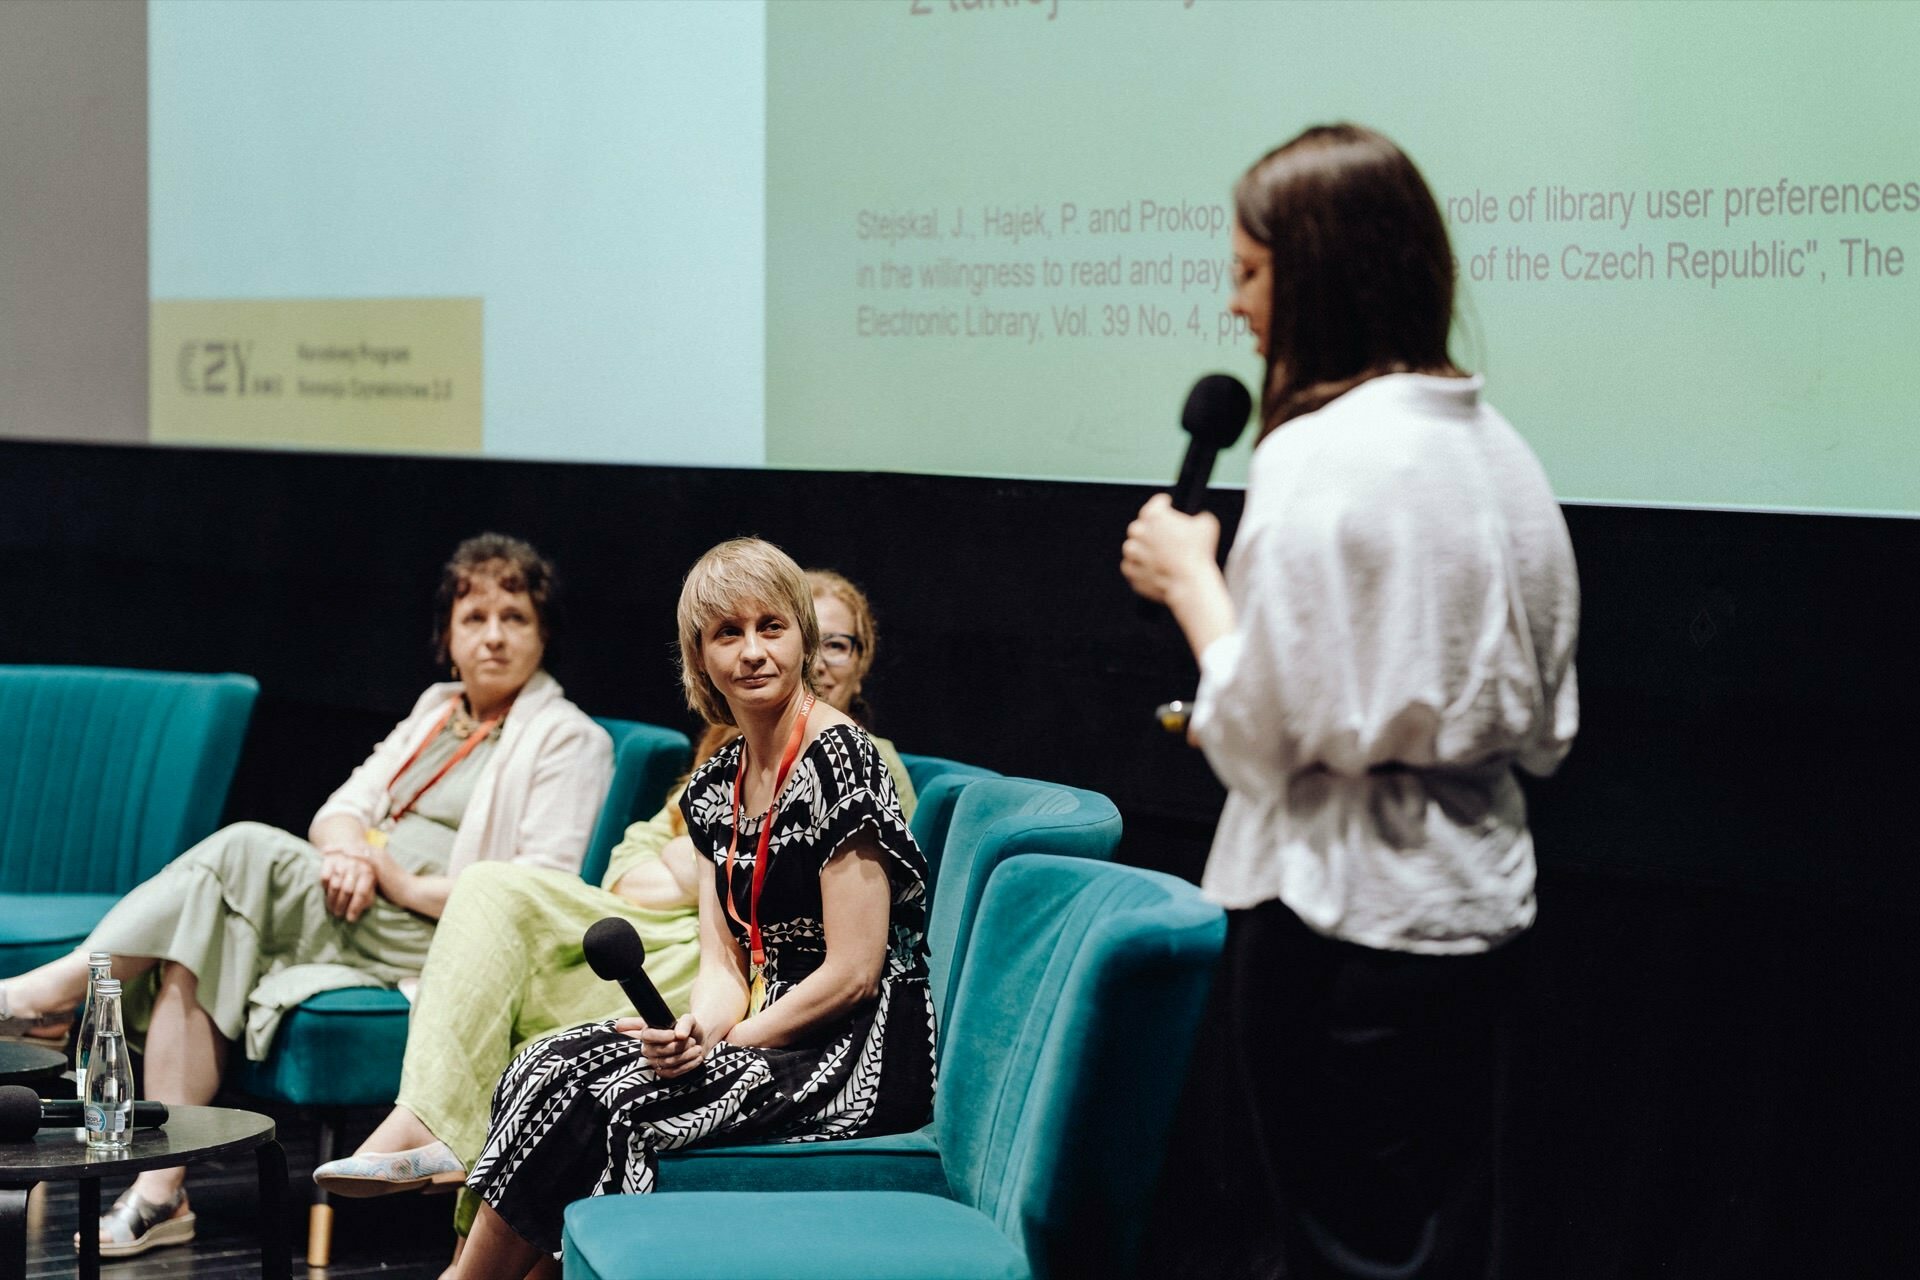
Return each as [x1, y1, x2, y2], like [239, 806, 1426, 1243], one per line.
[17, 1105, 453, 1280]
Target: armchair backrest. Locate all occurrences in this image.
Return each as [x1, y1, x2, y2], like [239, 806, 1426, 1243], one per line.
[896, 753, 1000, 888]
[0, 666, 258, 894]
[581, 718, 693, 888]
[925, 777, 1121, 1028]
[937, 855, 1224, 1280]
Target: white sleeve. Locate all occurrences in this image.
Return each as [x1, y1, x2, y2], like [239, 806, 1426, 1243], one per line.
[1190, 477, 1514, 787]
[506, 715, 614, 875]
[1517, 652, 1579, 778]
[1191, 610, 1289, 798]
[1188, 506, 1345, 797]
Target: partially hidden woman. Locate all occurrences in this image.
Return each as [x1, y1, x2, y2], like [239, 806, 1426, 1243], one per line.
[310, 569, 919, 1222]
[0, 533, 612, 1258]
[454, 538, 934, 1279]
[1122, 125, 1579, 1279]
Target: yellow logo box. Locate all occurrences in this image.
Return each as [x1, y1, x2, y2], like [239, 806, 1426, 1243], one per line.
[151, 298, 482, 453]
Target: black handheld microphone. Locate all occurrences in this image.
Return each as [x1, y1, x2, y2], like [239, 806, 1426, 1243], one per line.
[1143, 374, 1255, 717]
[582, 917, 677, 1029]
[1170, 373, 1254, 514]
[1138, 373, 1255, 627]
[0, 1085, 169, 1142]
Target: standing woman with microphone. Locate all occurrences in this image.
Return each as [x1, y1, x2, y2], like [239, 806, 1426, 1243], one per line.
[1122, 124, 1579, 1279]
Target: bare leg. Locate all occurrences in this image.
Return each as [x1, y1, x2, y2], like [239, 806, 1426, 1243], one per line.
[437, 1236, 549, 1280]
[454, 1203, 548, 1280]
[436, 1232, 466, 1280]
[355, 1105, 442, 1156]
[123, 962, 225, 1212]
[2, 950, 160, 1039]
[2, 950, 89, 1015]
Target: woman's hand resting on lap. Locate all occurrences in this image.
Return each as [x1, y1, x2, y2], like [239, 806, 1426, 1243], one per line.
[318, 850, 377, 922]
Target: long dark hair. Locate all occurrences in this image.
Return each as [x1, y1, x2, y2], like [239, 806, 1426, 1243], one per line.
[1235, 123, 1464, 438]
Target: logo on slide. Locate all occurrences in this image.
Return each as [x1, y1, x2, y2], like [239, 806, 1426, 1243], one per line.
[175, 340, 275, 396]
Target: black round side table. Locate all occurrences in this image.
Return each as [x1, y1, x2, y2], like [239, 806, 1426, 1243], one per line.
[0, 1043, 64, 1089]
[0, 1104, 287, 1280]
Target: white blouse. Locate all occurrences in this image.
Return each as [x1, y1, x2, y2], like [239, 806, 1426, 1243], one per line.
[1191, 374, 1579, 953]
[312, 671, 612, 880]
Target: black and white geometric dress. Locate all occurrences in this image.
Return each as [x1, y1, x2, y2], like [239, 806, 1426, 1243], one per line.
[466, 724, 935, 1252]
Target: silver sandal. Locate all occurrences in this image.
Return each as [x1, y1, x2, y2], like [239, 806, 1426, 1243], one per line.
[78, 1187, 197, 1258]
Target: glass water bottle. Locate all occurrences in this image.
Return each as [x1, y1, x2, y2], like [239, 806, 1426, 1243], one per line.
[83, 978, 135, 1151]
[73, 951, 113, 1104]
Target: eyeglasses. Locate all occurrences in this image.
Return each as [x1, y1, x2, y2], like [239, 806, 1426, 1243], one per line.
[817, 633, 863, 668]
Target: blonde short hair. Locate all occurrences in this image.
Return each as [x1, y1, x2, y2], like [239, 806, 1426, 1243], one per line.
[677, 538, 820, 727]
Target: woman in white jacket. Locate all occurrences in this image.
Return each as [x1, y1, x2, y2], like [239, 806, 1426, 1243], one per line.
[0, 532, 611, 1258]
[1122, 125, 1578, 1279]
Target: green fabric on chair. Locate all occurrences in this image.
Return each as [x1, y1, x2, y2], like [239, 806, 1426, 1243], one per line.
[566, 1192, 1030, 1280]
[563, 856, 1224, 1280]
[579, 719, 692, 888]
[658, 777, 1120, 1187]
[0, 665, 258, 979]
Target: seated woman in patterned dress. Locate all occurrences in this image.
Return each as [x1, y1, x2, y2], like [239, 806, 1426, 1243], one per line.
[310, 570, 920, 1227]
[0, 533, 612, 1258]
[454, 538, 936, 1279]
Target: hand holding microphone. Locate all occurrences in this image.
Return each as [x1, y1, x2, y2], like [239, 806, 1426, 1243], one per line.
[617, 1014, 704, 1078]
[1125, 373, 1252, 730]
[1123, 372, 1250, 604]
[1123, 493, 1222, 607]
[583, 917, 706, 1078]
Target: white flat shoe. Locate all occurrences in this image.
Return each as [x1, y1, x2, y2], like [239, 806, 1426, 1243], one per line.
[313, 1140, 466, 1198]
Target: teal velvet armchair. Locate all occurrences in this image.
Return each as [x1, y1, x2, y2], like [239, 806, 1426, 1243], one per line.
[563, 854, 1226, 1280]
[0, 666, 258, 977]
[657, 775, 1122, 1191]
[896, 753, 1001, 891]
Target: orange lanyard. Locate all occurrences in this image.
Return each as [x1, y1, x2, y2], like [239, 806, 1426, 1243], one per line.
[382, 697, 505, 827]
[725, 693, 814, 968]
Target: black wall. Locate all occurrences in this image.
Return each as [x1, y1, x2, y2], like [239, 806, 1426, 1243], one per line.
[4, 438, 1917, 1276]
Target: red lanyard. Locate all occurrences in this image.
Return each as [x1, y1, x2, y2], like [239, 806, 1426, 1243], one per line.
[725, 693, 814, 968]
[382, 697, 505, 826]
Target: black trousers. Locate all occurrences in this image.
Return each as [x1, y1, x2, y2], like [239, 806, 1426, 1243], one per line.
[1142, 900, 1526, 1280]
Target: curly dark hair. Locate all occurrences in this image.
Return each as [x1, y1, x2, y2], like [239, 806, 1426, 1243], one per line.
[431, 533, 558, 664]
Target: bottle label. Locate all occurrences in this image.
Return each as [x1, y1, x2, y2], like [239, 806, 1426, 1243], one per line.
[84, 1103, 129, 1135]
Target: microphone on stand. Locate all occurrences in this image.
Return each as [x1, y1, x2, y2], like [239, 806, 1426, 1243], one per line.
[1149, 374, 1252, 729]
[582, 917, 677, 1028]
